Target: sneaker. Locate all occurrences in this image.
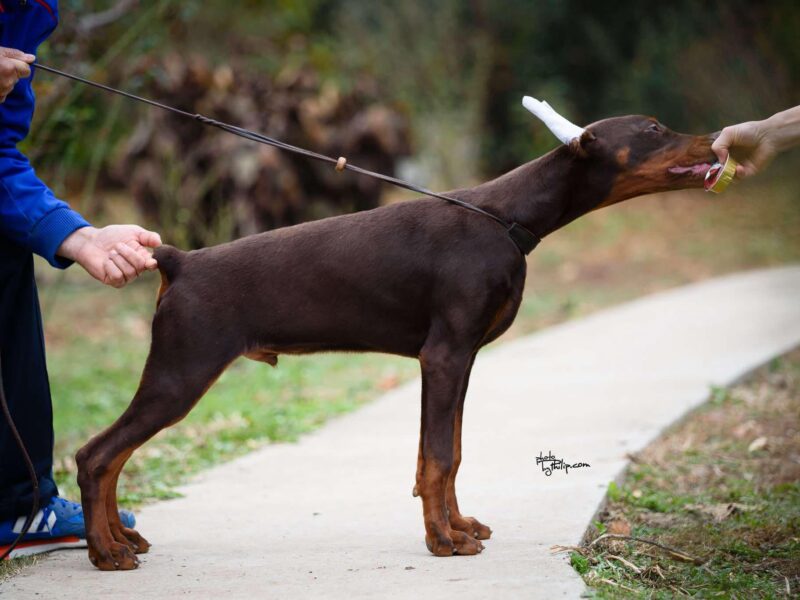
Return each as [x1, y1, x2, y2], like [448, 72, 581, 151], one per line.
[0, 496, 136, 559]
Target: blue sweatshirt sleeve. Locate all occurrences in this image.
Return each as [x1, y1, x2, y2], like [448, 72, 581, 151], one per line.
[0, 0, 90, 268]
[0, 143, 90, 268]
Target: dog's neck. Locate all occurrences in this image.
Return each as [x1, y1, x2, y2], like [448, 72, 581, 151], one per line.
[458, 147, 615, 238]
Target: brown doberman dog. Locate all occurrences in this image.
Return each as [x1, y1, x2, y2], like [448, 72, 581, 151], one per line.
[75, 114, 716, 570]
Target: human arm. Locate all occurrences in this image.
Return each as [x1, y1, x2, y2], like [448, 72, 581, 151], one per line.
[712, 105, 800, 178]
[0, 143, 162, 287]
[0, 41, 93, 267]
[0, 46, 160, 286]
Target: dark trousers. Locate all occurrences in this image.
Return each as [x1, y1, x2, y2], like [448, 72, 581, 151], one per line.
[0, 236, 58, 521]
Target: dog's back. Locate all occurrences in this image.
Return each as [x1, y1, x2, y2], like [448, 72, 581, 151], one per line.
[149, 200, 522, 357]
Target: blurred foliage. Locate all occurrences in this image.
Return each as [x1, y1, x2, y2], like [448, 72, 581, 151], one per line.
[20, 0, 800, 231]
[479, 0, 800, 173]
[335, 0, 491, 188]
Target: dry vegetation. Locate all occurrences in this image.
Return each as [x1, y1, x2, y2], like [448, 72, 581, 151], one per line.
[572, 348, 800, 598]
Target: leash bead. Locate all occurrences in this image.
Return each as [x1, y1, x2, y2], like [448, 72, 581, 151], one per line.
[335, 156, 347, 172]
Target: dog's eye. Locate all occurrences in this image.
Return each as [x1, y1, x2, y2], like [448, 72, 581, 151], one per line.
[646, 123, 663, 133]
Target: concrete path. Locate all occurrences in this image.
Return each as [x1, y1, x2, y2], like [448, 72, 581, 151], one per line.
[5, 266, 800, 599]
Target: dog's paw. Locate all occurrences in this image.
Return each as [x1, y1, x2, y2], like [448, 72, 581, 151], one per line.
[464, 516, 492, 540]
[425, 533, 455, 556]
[450, 514, 493, 540]
[425, 530, 484, 556]
[450, 529, 484, 555]
[88, 541, 140, 571]
[110, 525, 150, 554]
[121, 527, 151, 554]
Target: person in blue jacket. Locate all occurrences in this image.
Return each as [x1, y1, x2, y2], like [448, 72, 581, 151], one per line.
[0, 0, 160, 556]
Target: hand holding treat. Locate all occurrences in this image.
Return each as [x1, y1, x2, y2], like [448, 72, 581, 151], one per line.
[711, 106, 800, 182]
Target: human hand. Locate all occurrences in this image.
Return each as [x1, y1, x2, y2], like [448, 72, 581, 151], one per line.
[712, 105, 800, 179]
[57, 225, 162, 288]
[0, 47, 35, 102]
[711, 120, 778, 179]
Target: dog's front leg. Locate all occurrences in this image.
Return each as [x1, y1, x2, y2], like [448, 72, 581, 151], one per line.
[417, 344, 483, 556]
[444, 354, 492, 541]
[105, 457, 151, 554]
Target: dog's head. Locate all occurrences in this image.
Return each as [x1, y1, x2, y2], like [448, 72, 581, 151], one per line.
[573, 116, 718, 208]
[523, 97, 717, 209]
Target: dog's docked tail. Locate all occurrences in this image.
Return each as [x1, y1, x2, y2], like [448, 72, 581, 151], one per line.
[154, 245, 185, 303]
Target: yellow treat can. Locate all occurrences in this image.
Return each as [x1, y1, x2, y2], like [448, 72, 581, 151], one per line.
[704, 155, 738, 194]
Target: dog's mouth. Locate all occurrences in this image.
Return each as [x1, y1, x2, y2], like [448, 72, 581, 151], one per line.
[666, 162, 715, 178]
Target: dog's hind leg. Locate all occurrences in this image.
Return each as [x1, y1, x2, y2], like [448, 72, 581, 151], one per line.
[76, 439, 139, 570]
[416, 341, 483, 556]
[444, 354, 493, 541]
[76, 306, 238, 571]
[105, 455, 150, 554]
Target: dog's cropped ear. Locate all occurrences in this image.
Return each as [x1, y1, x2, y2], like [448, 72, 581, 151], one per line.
[521, 96, 585, 145]
[569, 130, 597, 157]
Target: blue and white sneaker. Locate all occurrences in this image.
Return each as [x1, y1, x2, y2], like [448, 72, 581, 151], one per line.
[0, 496, 135, 559]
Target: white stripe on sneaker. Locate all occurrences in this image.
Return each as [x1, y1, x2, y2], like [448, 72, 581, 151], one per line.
[31, 510, 46, 533]
[12, 511, 43, 534]
[10, 509, 54, 534]
[46, 510, 56, 532]
[11, 516, 26, 534]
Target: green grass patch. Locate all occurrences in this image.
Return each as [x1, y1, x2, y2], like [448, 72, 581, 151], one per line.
[575, 350, 800, 598]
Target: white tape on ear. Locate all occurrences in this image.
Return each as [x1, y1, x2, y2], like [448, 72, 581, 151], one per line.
[522, 96, 585, 145]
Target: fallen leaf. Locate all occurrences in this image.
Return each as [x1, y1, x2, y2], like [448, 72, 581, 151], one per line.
[685, 502, 762, 522]
[748, 436, 768, 453]
[638, 511, 685, 528]
[607, 518, 632, 536]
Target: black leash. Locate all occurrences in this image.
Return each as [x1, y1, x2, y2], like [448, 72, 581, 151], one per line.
[34, 63, 540, 255]
[0, 353, 40, 561]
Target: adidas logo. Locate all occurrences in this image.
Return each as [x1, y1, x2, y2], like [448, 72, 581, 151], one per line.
[12, 510, 56, 534]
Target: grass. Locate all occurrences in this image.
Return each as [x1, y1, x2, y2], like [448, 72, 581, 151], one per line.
[573, 348, 800, 598]
[2, 169, 798, 580]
